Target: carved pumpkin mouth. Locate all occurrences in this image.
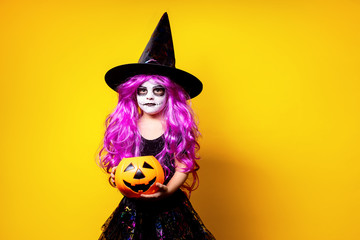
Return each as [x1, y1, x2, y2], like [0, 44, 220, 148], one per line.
[123, 177, 156, 193]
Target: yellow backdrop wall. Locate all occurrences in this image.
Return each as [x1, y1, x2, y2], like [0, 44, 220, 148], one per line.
[1, 0, 359, 239]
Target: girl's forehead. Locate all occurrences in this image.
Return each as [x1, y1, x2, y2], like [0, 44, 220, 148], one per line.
[140, 79, 163, 87]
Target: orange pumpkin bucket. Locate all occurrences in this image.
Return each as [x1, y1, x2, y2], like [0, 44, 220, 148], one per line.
[115, 156, 165, 198]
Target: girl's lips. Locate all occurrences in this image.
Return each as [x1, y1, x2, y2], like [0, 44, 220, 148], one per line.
[144, 103, 156, 106]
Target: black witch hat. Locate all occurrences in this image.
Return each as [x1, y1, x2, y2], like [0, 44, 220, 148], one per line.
[105, 12, 202, 98]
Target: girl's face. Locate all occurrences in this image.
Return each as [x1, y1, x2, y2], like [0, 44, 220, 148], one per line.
[136, 79, 167, 115]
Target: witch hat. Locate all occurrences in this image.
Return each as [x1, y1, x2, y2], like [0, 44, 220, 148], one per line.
[105, 12, 202, 98]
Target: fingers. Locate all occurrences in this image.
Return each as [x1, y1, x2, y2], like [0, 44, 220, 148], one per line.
[110, 177, 116, 186]
[140, 183, 169, 200]
[156, 182, 168, 192]
[111, 166, 117, 174]
[108, 175, 116, 187]
[110, 172, 116, 181]
[140, 192, 161, 199]
[109, 166, 117, 187]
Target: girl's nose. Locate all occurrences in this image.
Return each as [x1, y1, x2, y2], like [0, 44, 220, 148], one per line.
[146, 93, 154, 100]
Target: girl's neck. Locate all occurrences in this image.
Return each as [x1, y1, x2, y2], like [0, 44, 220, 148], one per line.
[138, 112, 166, 140]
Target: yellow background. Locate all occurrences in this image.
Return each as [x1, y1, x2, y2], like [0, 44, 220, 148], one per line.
[1, 0, 359, 239]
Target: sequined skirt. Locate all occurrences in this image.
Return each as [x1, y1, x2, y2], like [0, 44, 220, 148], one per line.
[99, 190, 215, 240]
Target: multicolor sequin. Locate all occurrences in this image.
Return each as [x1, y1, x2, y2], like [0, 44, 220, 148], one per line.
[99, 190, 215, 240]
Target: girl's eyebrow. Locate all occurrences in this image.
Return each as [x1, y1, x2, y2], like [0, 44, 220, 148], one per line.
[153, 85, 165, 88]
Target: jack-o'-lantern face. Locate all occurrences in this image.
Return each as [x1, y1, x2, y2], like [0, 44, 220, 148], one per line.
[115, 156, 165, 198]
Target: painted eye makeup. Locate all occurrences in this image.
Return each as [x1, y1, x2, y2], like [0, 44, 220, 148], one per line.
[153, 87, 165, 96]
[137, 87, 147, 96]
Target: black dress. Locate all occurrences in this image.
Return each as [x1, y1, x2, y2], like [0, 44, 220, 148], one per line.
[99, 136, 215, 240]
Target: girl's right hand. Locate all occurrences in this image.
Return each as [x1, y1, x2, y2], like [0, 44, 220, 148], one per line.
[109, 166, 117, 187]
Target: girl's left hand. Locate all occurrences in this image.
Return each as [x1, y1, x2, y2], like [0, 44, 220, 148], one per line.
[140, 182, 170, 200]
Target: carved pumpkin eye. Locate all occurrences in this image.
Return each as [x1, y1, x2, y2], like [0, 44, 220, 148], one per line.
[124, 163, 135, 172]
[143, 161, 154, 169]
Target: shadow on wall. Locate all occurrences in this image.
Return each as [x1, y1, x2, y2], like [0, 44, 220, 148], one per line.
[192, 139, 266, 240]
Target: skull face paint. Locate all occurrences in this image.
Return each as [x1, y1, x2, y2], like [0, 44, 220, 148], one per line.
[136, 79, 167, 115]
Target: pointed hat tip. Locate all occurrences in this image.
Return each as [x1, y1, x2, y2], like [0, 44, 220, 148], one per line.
[161, 12, 169, 20]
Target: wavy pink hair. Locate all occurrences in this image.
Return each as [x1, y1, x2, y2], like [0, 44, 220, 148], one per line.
[98, 75, 200, 194]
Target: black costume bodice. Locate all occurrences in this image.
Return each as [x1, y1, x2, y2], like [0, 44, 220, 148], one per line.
[140, 135, 174, 185]
[140, 135, 164, 156]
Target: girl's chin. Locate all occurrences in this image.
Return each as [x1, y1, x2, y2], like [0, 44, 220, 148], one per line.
[140, 106, 165, 116]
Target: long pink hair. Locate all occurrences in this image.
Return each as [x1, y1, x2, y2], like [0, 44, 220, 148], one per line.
[98, 74, 200, 194]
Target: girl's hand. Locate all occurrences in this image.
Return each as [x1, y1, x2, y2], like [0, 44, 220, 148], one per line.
[140, 182, 170, 200]
[109, 166, 117, 187]
[141, 167, 188, 200]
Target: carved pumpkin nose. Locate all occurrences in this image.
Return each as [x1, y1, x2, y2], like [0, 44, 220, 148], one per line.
[134, 169, 145, 179]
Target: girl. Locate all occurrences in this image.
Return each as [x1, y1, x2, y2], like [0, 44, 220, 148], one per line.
[98, 13, 215, 240]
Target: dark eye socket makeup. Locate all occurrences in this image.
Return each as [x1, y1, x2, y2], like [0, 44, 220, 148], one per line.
[153, 87, 165, 96]
[137, 87, 148, 96]
[137, 85, 165, 96]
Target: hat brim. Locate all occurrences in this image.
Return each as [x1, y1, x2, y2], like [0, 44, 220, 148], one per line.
[105, 63, 203, 99]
